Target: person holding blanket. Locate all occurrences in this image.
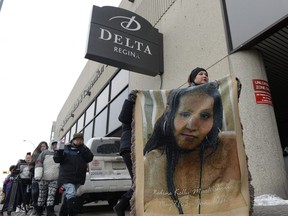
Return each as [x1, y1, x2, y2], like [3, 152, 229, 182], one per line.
[188, 67, 209, 86]
[143, 82, 247, 214]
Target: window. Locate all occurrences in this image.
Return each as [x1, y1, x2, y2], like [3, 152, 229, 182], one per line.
[94, 109, 108, 137]
[85, 101, 95, 124]
[110, 70, 129, 100]
[71, 124, 76, 137]
[63, 70, 129, 140]
[84, 122, 93, 142]
[77, 114, 85, 132]
[96, 86, 109, 115]
[65, 131, 70, 143]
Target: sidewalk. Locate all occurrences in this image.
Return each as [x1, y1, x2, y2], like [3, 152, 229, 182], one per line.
[253, 205, 288, 216]
[1, 203, 288, 215]
[252, 194, 288, 216]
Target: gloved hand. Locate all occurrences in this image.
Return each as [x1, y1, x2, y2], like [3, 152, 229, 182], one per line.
[1, 192, 5, 204]
[128, 90, 138, 102]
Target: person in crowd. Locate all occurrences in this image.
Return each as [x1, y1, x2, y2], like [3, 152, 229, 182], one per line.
[16, 152, 35, 212]
[34, 141, 59, 216]
[188, 67, 209, 86]
[0, 165, 16, 216]
[53, 133, 93, 216]
[15, 153, 34, 213]
[31, 141, 48, 214]
[143, 82, 246, 214]
[113, 90, 138, 216]
[187, 66, 242, 99]
[32, 141, 49, 163]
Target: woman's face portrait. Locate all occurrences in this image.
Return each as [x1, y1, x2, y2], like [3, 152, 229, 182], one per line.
[20, 165, 31, 179]
[22, 166, 30, 176]
[173, 92, 214, 150]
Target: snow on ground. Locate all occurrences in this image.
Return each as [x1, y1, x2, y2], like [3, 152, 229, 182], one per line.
[254, 194, 288, 206]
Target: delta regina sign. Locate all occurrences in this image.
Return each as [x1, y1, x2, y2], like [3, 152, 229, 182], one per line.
[85, 6, 164, 76]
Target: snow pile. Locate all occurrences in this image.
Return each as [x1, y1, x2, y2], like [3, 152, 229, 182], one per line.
[254, 194, 288, 206]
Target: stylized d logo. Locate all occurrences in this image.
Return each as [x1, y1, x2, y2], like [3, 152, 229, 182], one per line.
[109, 16, 141, 31]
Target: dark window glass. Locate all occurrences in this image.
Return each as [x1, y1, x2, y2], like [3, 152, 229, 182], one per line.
[77, 114, 84, 132]
[108, 88, 128, 133]
[65, 130, 70, 143]
[94, 109, 107, 137]
[111, 70, 129, 100]
[91, 139, 120, 155]
[84, 122, 93, 142]
[85, 101, 95, 124]
[71, 124, 76, 138]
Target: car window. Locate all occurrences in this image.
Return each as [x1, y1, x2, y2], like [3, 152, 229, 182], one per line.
[90, 139, 120, 155]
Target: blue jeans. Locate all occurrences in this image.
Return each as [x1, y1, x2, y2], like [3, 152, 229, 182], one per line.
[62, 183, 80, 200]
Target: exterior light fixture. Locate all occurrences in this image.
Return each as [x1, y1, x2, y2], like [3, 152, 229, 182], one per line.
[23, 139, 36, 148]
[85, 90, 91, 96]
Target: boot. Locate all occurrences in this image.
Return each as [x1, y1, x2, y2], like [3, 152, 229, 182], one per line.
[59, 197, 68, 216]
[35, 205, 44, 216]
[67, 197, 77, 216]
[46, 206, 56, 216]
[113, 197, 130, 216]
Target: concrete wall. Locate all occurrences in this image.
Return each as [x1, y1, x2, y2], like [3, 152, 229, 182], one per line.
[228, 50, 288, 197]
[123, 0, 229, 90]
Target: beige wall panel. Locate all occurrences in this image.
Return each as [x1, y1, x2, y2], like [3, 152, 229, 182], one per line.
[158, 0, 228, 89]
[228, 50, 288, 198]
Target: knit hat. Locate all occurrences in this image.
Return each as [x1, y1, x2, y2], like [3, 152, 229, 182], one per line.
[51, 141, 57, 145]
[188, 67, 207, 85]
[72, 132, 84, 140]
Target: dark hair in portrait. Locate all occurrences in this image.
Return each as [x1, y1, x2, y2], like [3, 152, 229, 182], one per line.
[143, 82, 223, 213]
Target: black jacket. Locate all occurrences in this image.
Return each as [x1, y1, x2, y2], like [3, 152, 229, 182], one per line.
[53, 143, 93, 185]
[118, 99, 135, 154]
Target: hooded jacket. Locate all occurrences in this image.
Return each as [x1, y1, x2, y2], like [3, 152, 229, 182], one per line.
[53, 143, 93, 185]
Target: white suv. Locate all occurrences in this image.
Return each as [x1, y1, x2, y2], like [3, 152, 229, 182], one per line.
[76, 137, 132, 207]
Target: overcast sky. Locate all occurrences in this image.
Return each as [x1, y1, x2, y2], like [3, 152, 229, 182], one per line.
[0, 0, 121, 182]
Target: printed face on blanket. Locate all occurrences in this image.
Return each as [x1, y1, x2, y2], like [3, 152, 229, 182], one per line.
[143, 82, 247, 214]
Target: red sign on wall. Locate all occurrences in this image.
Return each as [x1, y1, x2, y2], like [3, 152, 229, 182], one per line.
[252, 79, 272, 105]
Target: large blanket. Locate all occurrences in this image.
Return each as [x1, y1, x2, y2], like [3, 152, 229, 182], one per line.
[131, 74, 252, 216]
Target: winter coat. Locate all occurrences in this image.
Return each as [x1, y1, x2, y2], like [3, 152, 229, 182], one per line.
[34, 149, 59, 181]
[53, 143, 93, 186]
[118, 99, 135, 154]
[2, 173, 14, 196]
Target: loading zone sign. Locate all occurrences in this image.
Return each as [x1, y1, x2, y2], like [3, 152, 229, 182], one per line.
[252, 79, 272, 106]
